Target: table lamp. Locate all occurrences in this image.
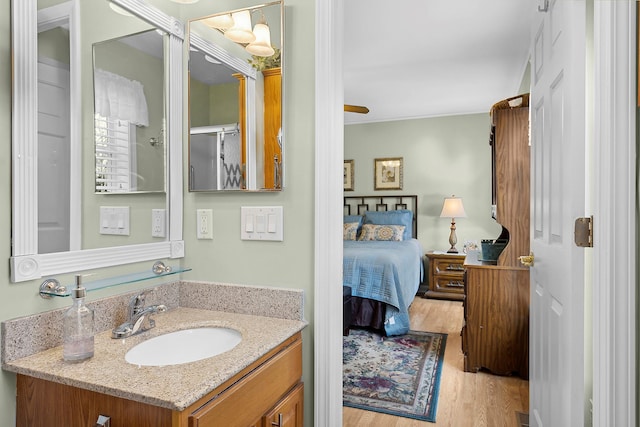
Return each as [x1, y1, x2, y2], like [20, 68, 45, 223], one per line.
[440, 195, 467, 253]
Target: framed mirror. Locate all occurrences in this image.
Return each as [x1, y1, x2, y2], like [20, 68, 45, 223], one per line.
[10, 0, 184, 282]
[187, 1, 283, 192]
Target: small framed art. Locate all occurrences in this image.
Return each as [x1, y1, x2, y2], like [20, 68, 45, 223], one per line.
[344, 160, 354, 191]
[374, 157, 403, 190]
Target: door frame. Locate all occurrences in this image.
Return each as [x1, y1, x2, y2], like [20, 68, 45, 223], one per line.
[313, 0, 637, 425]
[592, 1, 636, 425]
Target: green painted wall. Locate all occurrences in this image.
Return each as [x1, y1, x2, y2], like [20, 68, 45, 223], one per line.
[344, 113, 503, 252]
[208, 82, 239, 125]
[0, 1, 315, 426]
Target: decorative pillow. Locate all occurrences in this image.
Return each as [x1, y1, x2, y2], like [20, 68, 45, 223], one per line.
[357, 224, 405, 241]
[344, 215, 363, 226]
[343, 222, 360, 241]
[363, 210, 413, 240]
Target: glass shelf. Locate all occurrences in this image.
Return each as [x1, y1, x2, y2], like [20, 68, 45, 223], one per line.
[39, 262, 191, 298]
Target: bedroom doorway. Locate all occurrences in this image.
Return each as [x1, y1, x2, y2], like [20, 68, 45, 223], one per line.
[314, 1, 637, 426]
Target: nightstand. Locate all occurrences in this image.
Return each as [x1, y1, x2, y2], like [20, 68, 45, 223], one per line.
[424, 251, 466, 301]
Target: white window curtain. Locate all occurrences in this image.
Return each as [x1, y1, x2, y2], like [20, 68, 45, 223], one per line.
[94, 68, 149, 127]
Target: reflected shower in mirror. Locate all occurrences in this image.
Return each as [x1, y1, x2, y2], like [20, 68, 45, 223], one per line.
[187, 1, 283, 192]
[93, 29, 166, 193]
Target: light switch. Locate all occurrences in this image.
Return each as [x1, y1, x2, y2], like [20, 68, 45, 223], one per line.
[99, 206, 130, 235]
[245, 215, 254, 232]
[241, 206, 283, 241]
[267, 214, 277, 233]
[256, 214, 266, 233]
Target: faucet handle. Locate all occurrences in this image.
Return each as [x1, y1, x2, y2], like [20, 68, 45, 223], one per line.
[129, 288, 156, 316]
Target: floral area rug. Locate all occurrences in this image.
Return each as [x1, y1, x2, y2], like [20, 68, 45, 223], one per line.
[343, 329, 447, 422]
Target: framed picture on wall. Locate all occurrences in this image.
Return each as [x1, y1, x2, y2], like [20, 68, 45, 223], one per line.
[344, 160, 354, 191]
[374, 157, 403, 190]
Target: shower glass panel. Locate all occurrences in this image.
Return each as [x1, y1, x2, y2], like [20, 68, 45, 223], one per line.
[190, 125, 242, 191]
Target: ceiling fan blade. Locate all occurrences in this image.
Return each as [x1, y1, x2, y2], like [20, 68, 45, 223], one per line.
[344, 104, 369, 114]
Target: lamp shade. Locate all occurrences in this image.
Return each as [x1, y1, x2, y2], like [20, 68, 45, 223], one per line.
[440, 196, 467, 218]
[246, 23, 275, 57]
[202, 14, 234, 30]
[225, 10, 256, 44]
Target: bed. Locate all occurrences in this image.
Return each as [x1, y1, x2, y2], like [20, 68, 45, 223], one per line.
[343, 195, 423, 336]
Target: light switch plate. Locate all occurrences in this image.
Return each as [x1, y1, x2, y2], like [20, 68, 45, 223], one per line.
[99, 206, 130, 235]
[241, 206, 283, 241]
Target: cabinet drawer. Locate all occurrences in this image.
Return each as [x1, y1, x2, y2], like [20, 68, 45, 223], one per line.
[433, 275, 465, 292]
[190, 339, 303, 426]
[432, 258, 465, 275]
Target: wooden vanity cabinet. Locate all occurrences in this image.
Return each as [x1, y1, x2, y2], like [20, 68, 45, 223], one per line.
[16, 333, 303, 427]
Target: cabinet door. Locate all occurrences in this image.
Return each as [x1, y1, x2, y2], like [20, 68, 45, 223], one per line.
[190, 340, 302, 426]
[263, 383, 304, 427]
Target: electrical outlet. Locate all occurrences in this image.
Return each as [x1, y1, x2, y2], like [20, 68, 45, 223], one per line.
[151, 209, 166, 238]
[197, 209, 213, 239]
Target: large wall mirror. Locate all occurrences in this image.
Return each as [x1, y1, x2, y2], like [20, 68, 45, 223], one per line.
[10, 0, 184, 282]
[187, 1, 283, 192]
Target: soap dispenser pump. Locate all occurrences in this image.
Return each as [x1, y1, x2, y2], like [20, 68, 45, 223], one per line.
[63, 275, 94, 362]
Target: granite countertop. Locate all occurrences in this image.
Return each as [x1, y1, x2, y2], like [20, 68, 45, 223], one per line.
[3, 307, 307, 411]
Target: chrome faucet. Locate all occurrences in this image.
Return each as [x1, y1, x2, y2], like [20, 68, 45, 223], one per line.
[112, 289, 167, 339]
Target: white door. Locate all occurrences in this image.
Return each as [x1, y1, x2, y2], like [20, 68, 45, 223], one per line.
[528, 1, 587, 425]
[38, 60, 71, 254]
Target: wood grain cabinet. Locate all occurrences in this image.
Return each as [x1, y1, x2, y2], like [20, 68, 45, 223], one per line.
[424, 251, 466, 301]
[16, 334, 303, 427]
[462, 265, 529, 379]
[460, 94, 530, 380]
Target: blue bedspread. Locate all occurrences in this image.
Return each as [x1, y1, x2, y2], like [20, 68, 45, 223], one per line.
[343, 239, 424, 335]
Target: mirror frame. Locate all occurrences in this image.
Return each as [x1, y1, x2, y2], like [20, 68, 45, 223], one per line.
[10, 0, 184, 282]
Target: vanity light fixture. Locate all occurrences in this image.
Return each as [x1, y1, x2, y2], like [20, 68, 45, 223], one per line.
[202, 8, 276, 58]
[225, 10, 256, 44]
[440, 195, 467, 253]
[202, 13, 234, 30]
[246, 20, 275, 57]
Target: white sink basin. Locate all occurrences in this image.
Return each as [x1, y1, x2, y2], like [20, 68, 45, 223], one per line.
[125, 327, 242, 366]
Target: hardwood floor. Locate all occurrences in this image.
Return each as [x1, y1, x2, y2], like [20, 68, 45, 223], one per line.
[343, 298, 529, 427]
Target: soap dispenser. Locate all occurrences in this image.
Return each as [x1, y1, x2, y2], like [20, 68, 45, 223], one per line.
[63, 275, 94, 362]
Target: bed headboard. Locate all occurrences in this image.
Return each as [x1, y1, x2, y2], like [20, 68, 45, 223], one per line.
[343, 195, 418, 238]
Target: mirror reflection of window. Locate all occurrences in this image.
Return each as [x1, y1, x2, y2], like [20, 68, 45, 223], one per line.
[92, 29, 166, 193]
[94, 115, 137, 192]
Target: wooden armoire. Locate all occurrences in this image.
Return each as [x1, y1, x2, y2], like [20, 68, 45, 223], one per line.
[462, 94, 531, 379]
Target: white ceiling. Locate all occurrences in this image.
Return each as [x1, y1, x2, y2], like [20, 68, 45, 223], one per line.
[343, 0, 533, 124]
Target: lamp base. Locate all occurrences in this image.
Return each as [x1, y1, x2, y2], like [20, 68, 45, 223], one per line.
[447, 247, 459, 254]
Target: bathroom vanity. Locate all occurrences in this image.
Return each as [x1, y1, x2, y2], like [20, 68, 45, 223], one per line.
[2, 282, 307, 427]
[15, 332, 303, 426]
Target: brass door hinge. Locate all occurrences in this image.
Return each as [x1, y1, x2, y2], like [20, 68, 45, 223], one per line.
[574, 216, 593, 247]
